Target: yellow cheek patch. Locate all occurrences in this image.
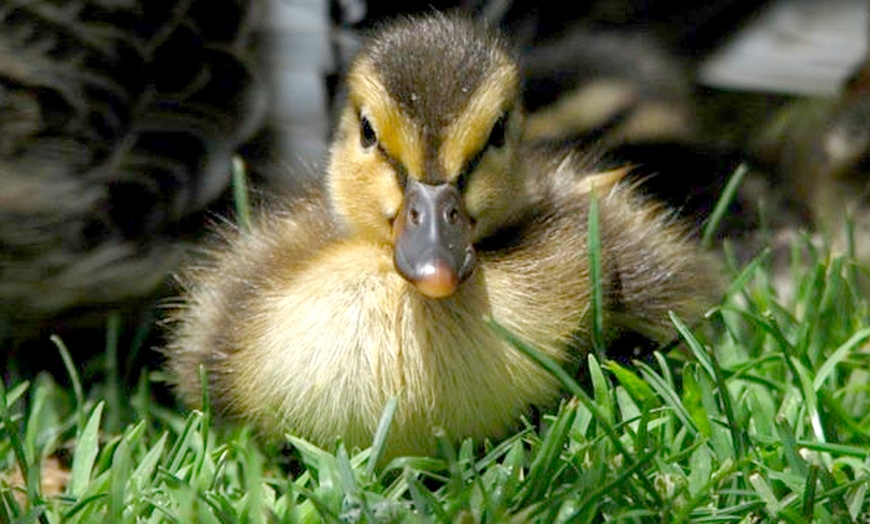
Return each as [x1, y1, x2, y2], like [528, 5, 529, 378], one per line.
[328, 106, 403, 240]
[440, 62, 519, 179]
[349, 60, 424, 179]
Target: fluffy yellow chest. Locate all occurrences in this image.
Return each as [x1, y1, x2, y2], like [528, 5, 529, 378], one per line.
[229, 236, 584, 457]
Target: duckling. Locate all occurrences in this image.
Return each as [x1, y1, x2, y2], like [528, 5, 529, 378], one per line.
[166, 14, 720, 458]
[750, 57, 870, 278]
[0, 0, 263, 328]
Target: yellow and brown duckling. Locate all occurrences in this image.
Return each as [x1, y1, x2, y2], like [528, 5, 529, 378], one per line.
[166, 14, 720, 458]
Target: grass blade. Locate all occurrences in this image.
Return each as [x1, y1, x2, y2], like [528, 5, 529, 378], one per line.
[51, 335, 85, 431]
[813, 327, 870, 391]
[702, 164, 747, 248]
[130, 432, 168, 492]
[487, 318, 663, 505]
[367, 396, 398, 478]
[587, 187, 605, 354]
[105, 312, 121, 434]
[232, 155, 252, 232]
[69, 402, 104, 497]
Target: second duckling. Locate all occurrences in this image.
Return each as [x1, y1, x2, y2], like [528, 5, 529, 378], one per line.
[166, 14, 720, 459]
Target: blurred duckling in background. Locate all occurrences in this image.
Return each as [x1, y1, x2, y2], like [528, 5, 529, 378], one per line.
[752, 55, 870, 272]
[167, 14, 720, 458]
[0, 0, 264, 337]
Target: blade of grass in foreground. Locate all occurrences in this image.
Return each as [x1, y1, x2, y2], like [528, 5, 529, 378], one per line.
[232, 155, 252, 232]
[0, 379, 41, 513]
[105, 312, 121, 434]
[366, 396, 398, 478]
[702, 163, 747, 249]
[587, 187, 606, 354]
[52, 335, 85, 431]
[485, 318, 663, 506]
[670, 311, 747, 459]
[518, 399, 578, 507]
[812, 327, 870, 391]
[68, 402, 104, 497]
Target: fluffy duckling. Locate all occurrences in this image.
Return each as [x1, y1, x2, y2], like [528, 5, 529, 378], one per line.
[167, 14, 720, 458]
[751, 67, 870, 281]
[0, 0, 263, 326]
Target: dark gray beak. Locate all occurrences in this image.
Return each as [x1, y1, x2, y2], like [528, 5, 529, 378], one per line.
[392, 179, 476, 298]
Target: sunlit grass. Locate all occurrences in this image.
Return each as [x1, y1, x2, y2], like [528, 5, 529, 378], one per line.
[2, 234, 868, 522]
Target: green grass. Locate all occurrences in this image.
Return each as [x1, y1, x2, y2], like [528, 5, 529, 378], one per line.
[3, 168, 870, 522]
[3, 238, 869, 522]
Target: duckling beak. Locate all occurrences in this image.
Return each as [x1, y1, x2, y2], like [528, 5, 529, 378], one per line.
[392, 179, 476, 299]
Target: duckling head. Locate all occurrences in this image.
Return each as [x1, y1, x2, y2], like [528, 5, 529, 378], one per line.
[327, 15, 526, 299]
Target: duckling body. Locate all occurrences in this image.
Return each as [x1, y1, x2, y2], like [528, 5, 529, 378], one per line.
[167, 15, 718, 458]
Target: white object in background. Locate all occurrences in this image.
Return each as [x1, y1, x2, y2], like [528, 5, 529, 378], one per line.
[262, 0, 332, 169]
[699, 0, 869, 97]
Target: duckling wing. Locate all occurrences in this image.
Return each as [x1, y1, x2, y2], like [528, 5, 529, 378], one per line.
[166, 190, 415, 451]
[483, 153, 721, 362]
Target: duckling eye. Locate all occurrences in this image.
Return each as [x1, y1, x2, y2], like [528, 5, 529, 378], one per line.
[360, 115, 377, 149]
[486, 112, 508, 149]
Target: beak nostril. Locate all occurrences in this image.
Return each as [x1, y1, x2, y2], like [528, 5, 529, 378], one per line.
[394, 180, 476, 297]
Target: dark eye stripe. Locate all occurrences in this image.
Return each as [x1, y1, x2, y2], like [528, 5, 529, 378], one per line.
[376, 143, 409, 191]
[458, 148, 485, 193]
[457, 111, 510, 192]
